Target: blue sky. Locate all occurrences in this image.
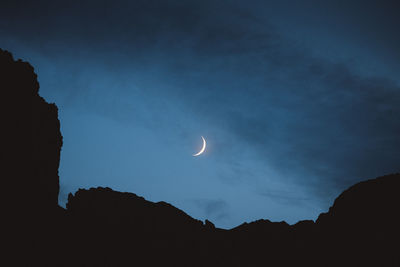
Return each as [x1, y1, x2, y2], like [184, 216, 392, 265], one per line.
[1, 0, 399, 228]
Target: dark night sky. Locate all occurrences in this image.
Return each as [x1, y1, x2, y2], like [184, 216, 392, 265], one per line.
[1, 0, 399, 228]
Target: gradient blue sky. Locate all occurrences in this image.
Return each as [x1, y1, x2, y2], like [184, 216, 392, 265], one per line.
[1, 0, 399, 228]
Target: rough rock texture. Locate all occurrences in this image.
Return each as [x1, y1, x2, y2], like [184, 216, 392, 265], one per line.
[2, 48, 399, 266]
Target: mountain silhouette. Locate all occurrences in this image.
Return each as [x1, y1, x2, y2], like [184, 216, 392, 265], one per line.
[2, 48, 399, 266]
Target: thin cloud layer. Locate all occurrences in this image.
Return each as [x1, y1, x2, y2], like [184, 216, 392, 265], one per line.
[1, 0, 399, 227]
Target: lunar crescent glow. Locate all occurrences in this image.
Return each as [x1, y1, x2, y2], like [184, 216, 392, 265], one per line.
[193, 136, 206, 156]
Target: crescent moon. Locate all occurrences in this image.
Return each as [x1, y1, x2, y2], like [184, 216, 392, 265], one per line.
[193, 136, 206, 156]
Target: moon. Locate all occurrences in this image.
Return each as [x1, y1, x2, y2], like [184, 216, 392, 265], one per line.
[193, 136, 206, 157]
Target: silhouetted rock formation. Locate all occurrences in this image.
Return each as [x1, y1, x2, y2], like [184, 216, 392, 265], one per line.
[2, 48, 399, 266]
[1, 49, 62, 210]
[315, 174, 400, 266]
[66, 187, 223, 266]
[67, 187, 204, 230]
[2, 48, 65, 266]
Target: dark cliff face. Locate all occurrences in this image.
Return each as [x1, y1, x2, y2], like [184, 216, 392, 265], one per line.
[317, 174, 400, 228]
[316, 173, 400, 247]
[1, 49, 62, 211]
[315, 174, 400, 266]
[2, 48, 399, 266]
[2, 49, 64, 266]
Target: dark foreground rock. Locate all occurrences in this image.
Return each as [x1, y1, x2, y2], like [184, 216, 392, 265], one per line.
[2, 49, 399, 266]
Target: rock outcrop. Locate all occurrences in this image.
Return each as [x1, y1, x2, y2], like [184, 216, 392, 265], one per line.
[315, 174, 400, 266]
[1, 48, 64, 266]
[1, 49, 62, 211]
